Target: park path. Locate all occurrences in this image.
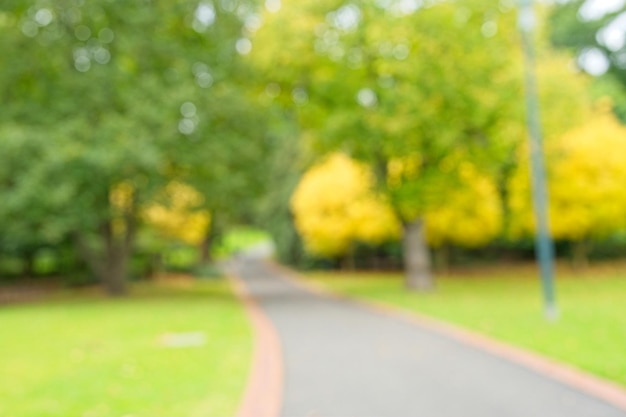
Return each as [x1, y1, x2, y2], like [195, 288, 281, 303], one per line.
[231, 258, 626, 417]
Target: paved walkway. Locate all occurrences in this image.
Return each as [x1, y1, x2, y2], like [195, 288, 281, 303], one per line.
[232, 259, 626, 417]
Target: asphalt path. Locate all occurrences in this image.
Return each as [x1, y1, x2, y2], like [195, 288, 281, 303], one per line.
[232, 258, 626, 417]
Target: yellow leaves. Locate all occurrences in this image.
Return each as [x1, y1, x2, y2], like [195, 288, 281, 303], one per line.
[109, 181, 210, 244]
[110, 181, 135, 237]
[162, 180, 205, 207]
[290, 153, 400, 257]
[143, 182, 210, 245]
[508, 110, 626, 240]
[551, 111, 626, 239]
[291, 153, 503, 257]
[387, 154, 421, 185]
[424, 163, 503, 248]
[110, 181, 134, 213]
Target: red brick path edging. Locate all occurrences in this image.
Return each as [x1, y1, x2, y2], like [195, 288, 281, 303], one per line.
[229, 272, 283, 417]
[268, 262, 626, 412]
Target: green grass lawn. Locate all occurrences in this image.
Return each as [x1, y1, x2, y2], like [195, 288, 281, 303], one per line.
[0, 278, 251, 417]
[307, 264, 626, 387]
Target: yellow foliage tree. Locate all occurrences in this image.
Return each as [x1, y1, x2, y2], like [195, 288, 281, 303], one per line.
[143, 182, 211, 246]
[386, 153, 503, 248]
[290, 153, 400, 258]
[508, 108, 626, 264]
[291, 153, 503, 261]
[424, 162, 503, 249]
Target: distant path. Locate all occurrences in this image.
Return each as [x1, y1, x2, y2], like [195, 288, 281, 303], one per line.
[231, 258, 626, 417]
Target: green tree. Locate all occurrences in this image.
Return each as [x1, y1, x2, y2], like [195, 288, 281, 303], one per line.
[255, 110, 307, 266]
[549, 0, 626, 121]
[174, 83, 274, 264]
[251, 0, 523, 290]
[0, 0, 265, 294]
[0, 126, 67, 277]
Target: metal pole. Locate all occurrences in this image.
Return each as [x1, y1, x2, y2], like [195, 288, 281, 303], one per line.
[518, 0, 558, 321]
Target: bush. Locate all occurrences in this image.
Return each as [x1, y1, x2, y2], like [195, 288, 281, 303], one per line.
[192, 262, 224, 279]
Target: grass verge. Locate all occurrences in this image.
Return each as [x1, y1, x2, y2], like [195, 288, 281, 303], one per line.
[213, 227, 273, 259]
[0, 277, 251, 417]
[307, 265, 626, 387]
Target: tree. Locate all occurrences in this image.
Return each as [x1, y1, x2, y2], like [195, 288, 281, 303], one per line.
[172, 81, 275, 263]
[290, 153, 399, 259]
[508, 108, 626, 267]
[143, 181, 211, 246]
[255, 109, 307, 266]
[0, 0, 265, 294]
[424, 161, 502, 256]
[549, 0, 626, 121]
[0, 125, 70, 277]
[251, 0, 523, 289]
[291, 153, 502, 269]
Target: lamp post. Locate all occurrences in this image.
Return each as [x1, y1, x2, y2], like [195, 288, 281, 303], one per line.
[518, 0, 558, 321]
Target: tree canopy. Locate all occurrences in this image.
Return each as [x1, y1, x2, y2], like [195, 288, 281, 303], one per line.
[0, 0, 269, 293]
[250, 0, 540, 289]
[2, 0, 623, 293]
[508, 108, 626, 265]
[550, 0, 626, 120]
[290, 153, 399, 258]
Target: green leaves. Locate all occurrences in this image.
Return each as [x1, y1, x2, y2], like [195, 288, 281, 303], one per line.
[251, 0, 522, 223]
[0, 0, 270, 287]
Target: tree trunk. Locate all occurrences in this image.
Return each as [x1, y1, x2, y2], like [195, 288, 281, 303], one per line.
[74, 219, 134, 297]
[199, 233, 213, 264]
[73, 185, 137, 296]
[103, 244, 128, 296]
[402, 218, 434, 291]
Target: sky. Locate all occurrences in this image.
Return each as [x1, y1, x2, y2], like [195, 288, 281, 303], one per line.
[575, 0, 626, 75]
[579, 0, 625, 20]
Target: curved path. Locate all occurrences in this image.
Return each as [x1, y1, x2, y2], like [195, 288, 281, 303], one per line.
[231, 258, 626, 417]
